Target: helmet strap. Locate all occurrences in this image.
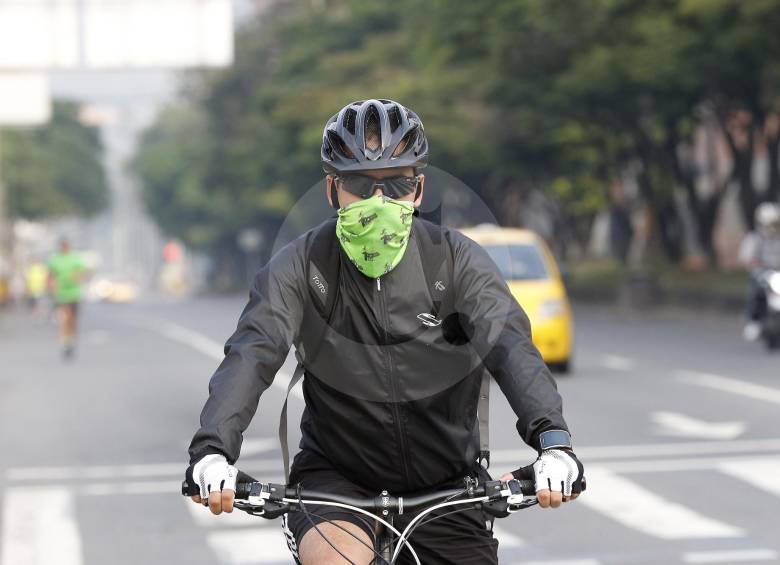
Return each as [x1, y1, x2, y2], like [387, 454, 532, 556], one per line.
[330, 183, 340, 209]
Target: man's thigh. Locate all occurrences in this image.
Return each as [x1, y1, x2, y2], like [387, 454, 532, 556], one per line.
[284, 450, 497, 564]
[283, 451, 377, 564]
[298, 520, 374, 565]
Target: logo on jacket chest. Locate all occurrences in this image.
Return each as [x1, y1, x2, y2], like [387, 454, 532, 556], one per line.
[417, 312, 442, 327]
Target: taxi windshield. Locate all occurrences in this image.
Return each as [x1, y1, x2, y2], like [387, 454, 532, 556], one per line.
[482, 243, 549, 281]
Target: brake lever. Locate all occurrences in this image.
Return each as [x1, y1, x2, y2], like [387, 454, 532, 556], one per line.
[501, 479, 538, 513]
[234, 499, 290, 519]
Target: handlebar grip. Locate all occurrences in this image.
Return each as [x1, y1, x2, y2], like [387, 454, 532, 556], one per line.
[181, 470, 259, 498]
[182, 479, 199, 497]
[516, 479, 536, 496]
[234, 470, 259, 500]
[510, 463, 536, 495]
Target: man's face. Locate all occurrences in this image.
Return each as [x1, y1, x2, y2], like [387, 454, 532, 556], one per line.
[326, 167, 424, 208]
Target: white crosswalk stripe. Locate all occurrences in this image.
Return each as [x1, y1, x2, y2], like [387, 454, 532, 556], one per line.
[493, 524, 526, 548]
[185, 497, 270, 528]
[717, 456, 780, 497]
[6, 455, 780, 564]
[682, 549, 779, 563]
[1, 487, 83, 565]
[206, 530, 291, 564]
[578, 468, 744, 539]
[512, 559, 601, 565]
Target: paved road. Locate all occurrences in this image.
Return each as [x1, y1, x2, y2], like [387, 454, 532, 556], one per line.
[1, 296, 779, 565]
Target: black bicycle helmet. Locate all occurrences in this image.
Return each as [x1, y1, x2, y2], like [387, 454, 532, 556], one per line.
[321, 99, 429, 173]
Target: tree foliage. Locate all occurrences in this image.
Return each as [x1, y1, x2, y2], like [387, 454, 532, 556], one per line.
[0, 102, 108, 219]
[136, 0, 780, 268]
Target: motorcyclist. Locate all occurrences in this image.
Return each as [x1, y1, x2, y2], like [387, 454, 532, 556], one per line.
[738, 202, 780, 341]
[185, 99, 584, 564]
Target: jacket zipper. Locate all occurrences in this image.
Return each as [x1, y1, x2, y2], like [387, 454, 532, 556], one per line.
[376, 275, 412, 487]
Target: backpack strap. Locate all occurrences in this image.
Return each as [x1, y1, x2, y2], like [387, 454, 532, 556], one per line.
[414, 219, 452, 318]
[304, 217, 340, 320]
[478, 372, 491, 468]
[280, 357, 305, 482]
[279, 218, 340, 482]
[414, 220, 491, 468]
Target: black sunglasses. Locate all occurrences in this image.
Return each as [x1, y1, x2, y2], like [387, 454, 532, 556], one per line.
[334, 173, 421, 199]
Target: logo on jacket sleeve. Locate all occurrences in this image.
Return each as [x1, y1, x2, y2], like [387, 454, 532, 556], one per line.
[417, 312, 442, 327]
[308, 262, 328, 307]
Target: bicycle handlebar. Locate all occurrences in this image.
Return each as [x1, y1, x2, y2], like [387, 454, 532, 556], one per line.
[182, 470, 539, 515]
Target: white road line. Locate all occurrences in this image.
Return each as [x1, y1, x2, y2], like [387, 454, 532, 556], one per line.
[19, 453, 780, 493]
[1, 487, 83, 565]
[677, 370, 780, 405]
[7, 462, 184, 481]
[578, 468, 743, 539]
[241, 438, 279, 457]
[135, 317, 303, 399]
[718, 457, 780, 497]
[11, 440, 780, 483]
[206, 529, 291, 564]
[600, 354, 635, 371]
[593, 453, 780, 474]
[79, 481, 179, 496]
[155, 322, 225, 361]
[156, 321, 225, 359]
[651, 411, 746, 440]
[6, 458, 282, 482]
[513, 559, 600, 565]
[488, 437, 780, 465]
[682, 549, 778, 563]
[492, 525, 525, 547]
[185, 497, 268, 528]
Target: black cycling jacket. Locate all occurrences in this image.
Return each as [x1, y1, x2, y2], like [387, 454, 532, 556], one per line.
[189, 218, 569, 492]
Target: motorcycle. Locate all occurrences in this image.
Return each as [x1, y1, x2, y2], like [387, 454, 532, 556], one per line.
[758, 269, 780, 350]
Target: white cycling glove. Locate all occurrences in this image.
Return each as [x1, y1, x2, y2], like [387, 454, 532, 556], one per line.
[191, 454, 238, 500]
[533, 449, 584, 496]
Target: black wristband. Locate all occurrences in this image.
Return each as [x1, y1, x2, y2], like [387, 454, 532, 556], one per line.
[539, 430, 572, 451]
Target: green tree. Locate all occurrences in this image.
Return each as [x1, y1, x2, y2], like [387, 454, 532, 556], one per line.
[136, 0, 780, 272]
[0, 102, 108, 219]
[681, 0, 780, 229]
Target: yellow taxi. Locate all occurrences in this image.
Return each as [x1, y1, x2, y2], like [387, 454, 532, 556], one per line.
[459, 225, 574, 372]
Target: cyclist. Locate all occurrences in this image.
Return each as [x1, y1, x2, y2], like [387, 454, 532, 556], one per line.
[186, 99, 584, 564]
[47, 238, 87, 358]
[739, 202, 780, 341]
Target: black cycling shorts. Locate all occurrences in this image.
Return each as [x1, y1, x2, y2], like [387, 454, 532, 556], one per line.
[282, 449, 498, 565]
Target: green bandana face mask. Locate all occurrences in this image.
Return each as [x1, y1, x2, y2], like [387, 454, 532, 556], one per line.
[336, 195, 415, 278]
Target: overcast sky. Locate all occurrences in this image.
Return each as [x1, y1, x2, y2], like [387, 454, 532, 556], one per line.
[49, 0, 258, 105]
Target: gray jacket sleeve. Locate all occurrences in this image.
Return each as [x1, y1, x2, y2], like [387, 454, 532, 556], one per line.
[188, 240, 306, 464]
[450, 231, 569, 451]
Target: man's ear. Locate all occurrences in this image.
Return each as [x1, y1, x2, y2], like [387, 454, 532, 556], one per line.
[413, 174, 425, 208]
[325, 175, 339, 209]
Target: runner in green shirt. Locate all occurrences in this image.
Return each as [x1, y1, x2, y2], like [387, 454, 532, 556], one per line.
[47, 238, 87, 358]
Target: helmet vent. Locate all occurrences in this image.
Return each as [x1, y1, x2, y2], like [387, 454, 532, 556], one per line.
[327, 130, 355, 159]
[387, 105, 401, 132]
[393, 127, 417, 157]
[342, 108, 357, 135]
[364, 106, 381, 152]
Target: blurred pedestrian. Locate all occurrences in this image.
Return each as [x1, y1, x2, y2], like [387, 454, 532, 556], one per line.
[25, 260, 48, 315]
[0, 257, 10, 308]
[738, 202, 780, 341]
[47, 238, 87, 358]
